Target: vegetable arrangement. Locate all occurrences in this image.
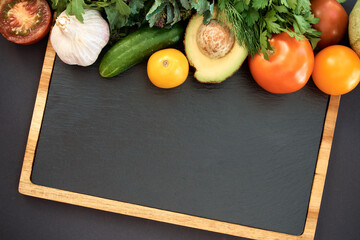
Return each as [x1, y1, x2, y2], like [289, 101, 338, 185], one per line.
[0, 0, 359, 95]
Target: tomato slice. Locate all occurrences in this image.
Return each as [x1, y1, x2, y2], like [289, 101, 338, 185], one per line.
[0, 0, 52, 45]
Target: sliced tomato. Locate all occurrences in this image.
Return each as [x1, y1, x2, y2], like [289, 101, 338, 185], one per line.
[0, 0, 52, 45]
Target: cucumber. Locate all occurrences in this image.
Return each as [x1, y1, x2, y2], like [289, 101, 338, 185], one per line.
[99, 23, 185, 78]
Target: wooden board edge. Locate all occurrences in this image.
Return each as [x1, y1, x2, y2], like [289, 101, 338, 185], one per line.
[18, 38, 56, 191]
[19, 180, 305, 240]
[18, 36, 341, 240]
[299, 95, 340, 239]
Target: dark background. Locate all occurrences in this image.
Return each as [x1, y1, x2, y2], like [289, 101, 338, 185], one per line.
[1, 1, 360, 239]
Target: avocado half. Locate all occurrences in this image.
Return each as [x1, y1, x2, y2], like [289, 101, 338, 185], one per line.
[184, 12, 248, 83]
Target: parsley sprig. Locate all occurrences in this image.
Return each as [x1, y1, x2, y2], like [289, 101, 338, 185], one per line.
[217, 0, 321, 59]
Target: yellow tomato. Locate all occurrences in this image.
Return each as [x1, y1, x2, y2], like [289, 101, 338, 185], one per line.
[147, 48, 189, 89]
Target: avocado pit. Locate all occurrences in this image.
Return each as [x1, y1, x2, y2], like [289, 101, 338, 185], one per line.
[196, 20, 235, 59]
[184, 12, 248, 83]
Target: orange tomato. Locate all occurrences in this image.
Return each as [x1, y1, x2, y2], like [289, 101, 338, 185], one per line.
[147, 48, 189, 89]
[312, 45, 360, 95]
[248, 32, 314, 94]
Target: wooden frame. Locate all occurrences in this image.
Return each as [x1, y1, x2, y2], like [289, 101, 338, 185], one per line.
[18, 39, 340, 240]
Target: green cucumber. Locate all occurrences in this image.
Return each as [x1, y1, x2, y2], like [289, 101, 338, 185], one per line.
[99, 23, 185, 78]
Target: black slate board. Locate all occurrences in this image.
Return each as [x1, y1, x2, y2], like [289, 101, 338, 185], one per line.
[31, 52, 328, 235]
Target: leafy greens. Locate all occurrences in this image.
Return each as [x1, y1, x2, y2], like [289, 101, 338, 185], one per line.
[146, 0, 214, 27]
[50, 0, 214, 43]
[50, 0, 321, 55]
[217, 0, 320, 58]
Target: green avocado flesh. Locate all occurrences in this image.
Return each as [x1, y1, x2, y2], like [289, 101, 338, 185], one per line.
[184, 13, 248, 83]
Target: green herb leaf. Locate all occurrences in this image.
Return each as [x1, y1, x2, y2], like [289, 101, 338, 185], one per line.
[179, 0, 191, 10]
[190, 0, 214, 23]
[264, 9, 281, 33]
[242, 7, 260, 26]
[286, 0, 297, 10]
[51, 0, 68, 16]
[252, 0, 268, 9]
[65, 0, 86, 22]
[105, 3, 128, 30]
[114, 0, 130, 15]
[146, 0, 167, 27]
[234, 0, 249, 12]
[293, 14, 311, 34]
[273, 5, 288, 13]
[129, 0, 145, 14]
[259, 29, 269, 59]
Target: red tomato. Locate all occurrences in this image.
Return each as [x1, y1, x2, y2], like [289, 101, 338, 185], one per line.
[311, 0, 348, 49]
[312, 45, 360, 95]
[248, 32, 315, 94]
[0, 0, 52, 45]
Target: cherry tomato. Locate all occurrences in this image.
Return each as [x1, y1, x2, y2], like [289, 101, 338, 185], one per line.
[248, 32, 314, 94]
[311, 0, 348, 49]
[147, 48, 189, 89]
[312, 45, 360, 95]
[0, 0, 52, 45]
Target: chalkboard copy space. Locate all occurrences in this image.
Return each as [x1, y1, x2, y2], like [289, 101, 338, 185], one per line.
[19, 42, 339, 240]
[32, 54, 326, 232]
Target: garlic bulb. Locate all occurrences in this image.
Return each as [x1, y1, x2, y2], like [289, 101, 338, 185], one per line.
[50, 9, 110, 67]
